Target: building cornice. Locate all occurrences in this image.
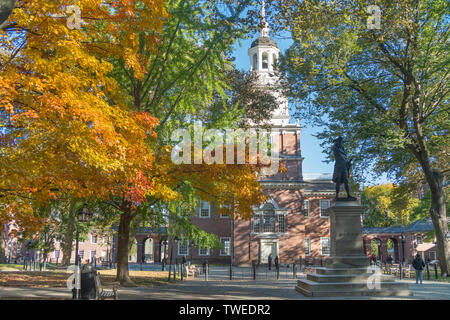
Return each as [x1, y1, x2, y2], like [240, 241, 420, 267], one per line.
[261, 181, 307, 189]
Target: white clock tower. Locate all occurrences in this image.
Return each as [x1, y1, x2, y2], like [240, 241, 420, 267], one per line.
[248, 0, 290, 127]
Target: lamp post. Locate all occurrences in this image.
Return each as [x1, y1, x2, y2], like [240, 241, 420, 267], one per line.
[400, 233, 406, 265]
[72, 203, 92, 300]
[168, 236, 179, 281]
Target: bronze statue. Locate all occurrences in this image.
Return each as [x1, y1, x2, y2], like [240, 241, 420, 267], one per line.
[332, 137, 356, 200]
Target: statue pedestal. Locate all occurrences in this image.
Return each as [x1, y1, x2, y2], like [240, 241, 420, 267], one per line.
[295, 201, 412, 297]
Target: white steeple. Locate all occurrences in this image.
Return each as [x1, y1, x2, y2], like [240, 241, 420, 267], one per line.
[248, 1, 290, 126]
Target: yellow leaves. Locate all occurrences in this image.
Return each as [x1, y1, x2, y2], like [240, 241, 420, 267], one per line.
[0, 0, 168, 227]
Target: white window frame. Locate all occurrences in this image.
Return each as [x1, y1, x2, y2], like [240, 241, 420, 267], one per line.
[90, 250, 96, 260]
[277, 215, 286, 233]
[262, 213, 276, 233]
[253, 216, 261, 233]
[220, 237, 231, 256]
[320, 237, 330, 256]
[199, 201, 211, 218]
[198, 245, 210, 256]
[305, 238, 311, 256]
[319, 200, 330, 218]
[304, 200, 310, 217]
[177, 239, 189, 256]
[416, 236, 423, 244]
[219, 204, 231, 218]
[91, 235, 97, 244]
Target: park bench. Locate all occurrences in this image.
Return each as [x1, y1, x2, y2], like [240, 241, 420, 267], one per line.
[390, 264, 400, 276]
[184, 264, 200, 277]
[95, 272, 119, 300]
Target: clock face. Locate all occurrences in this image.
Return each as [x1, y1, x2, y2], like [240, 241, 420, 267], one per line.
[0, 0, 17, 27]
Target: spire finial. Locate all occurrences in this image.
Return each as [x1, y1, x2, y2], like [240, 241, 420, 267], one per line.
[260, 0, 270, 37]
[261, 0, 266, 21]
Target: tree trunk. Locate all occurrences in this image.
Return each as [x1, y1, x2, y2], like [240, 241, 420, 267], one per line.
[115, 207, 135, 286]
[409, 108, 449, 277]
[411, 141, 449, 276]
[61, 202, 76, 266]
[425, 170, 449, 277]
[0, 235, 6, 264]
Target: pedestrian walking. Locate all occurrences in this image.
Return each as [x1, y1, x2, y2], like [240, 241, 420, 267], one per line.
[412, 253, 426, 284]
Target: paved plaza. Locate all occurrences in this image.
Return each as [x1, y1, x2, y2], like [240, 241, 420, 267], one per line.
[0, 266, 449, 300]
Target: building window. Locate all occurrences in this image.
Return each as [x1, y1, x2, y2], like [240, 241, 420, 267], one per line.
[272, 53, 278, 69]
[220, 238, 231, 256]
[428, 251, 436, 261]
[253, 216, 260, 233]
[416, 236, 423, 244]
[178, 239, 189, 256]
[305, 238, 310, 256]
[252, 53, 258, 70]
[102, 237, 108, 244]
[320, 200, 330, 217]
[199, 245, 210, 256]
[262, 52, 268, 69]
[54, 250, 60, 259]
[219, 204, 231, 218]
[90, 250, 96, 261]
[321, 237, 330, 256]
[91, 235, 98, 244]
[263, 213, 276, 233]
[278, 215, 285, 233]
[200, 201, 210, 218]
[303, 200, 309, 217]
[78, 250, 84, 259]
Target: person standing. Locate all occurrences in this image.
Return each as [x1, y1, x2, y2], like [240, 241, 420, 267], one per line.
[412, 253, 426, 284]
[268, 254, 272, 270]
[386, 254, 393, 265]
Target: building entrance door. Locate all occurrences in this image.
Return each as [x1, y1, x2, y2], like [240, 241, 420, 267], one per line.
[260, 241, 277, 263]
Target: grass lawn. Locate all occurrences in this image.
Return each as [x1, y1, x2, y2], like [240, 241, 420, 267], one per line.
[0, 269, 176, 288]
[0, 264, 24, 271]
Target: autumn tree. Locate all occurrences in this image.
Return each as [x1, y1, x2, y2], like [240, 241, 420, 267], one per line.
[99, 0, 276, 285]
[274, 0, 450, 276]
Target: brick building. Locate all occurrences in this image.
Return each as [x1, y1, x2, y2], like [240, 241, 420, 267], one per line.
[164, 10, 337, 266]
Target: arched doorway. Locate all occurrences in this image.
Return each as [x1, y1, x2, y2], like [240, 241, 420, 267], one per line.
[370, 238, 382, 261]
[388, 238, 400, 262]
[143, 238, 154, 263]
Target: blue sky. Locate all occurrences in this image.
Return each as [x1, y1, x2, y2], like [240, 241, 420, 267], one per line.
[231, 35, 390, 185]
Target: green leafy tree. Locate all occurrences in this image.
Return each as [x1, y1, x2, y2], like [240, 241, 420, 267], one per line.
[362, 183, 419, 227]
[101, 0, 273, 285]
[274, 0, 450, 276]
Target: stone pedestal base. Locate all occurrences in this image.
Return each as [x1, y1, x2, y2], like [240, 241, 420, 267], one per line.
[295, 201, 412, 297]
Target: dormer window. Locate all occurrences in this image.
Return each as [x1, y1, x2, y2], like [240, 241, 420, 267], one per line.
[262, 52, 268, 69]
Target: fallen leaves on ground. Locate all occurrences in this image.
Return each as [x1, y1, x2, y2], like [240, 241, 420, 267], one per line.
[0, 270, 173, 288]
